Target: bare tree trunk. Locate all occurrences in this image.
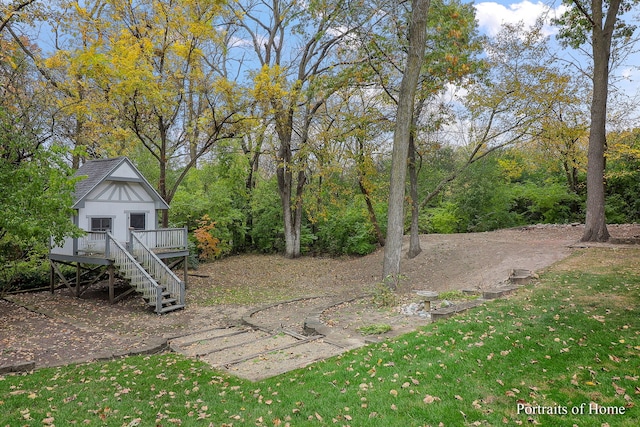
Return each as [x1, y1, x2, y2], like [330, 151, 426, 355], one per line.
[382, 0, 431, 288]
[275, 112, 306, 258]
[242, 132, 263, 249]
[580, 0, 621, 242]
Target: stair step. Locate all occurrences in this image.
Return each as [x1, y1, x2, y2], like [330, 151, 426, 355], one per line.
[147, 297, 178, 306]
[157, 304, 185, 314]
[112, 244, 184, 315]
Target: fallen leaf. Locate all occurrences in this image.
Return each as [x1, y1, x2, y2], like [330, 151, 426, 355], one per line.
[423, 395, 441, 404]
[613, 382, 626, 395]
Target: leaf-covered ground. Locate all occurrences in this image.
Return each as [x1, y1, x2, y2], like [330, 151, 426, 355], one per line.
[1, 245, 638, 426]
[1, 224, 639, 372]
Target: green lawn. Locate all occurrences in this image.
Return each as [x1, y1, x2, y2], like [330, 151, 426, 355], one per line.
[1, 248, 639, 426]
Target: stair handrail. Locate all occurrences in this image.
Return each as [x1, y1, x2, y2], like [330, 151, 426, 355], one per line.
[107, 232, 163, 312]
[131, 230, 185, 306]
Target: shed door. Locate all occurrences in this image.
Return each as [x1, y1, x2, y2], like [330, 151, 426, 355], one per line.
[129, 213, 146, 230]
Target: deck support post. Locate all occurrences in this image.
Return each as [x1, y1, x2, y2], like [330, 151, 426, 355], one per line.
[183, 255, 188, 290]
[49, 261, 55, 294]
[108, 264, 115, 304]
[75, 263, 81, 297]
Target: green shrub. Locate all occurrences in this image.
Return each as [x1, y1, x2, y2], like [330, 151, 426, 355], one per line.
[371, 281, 399, 307]
[313, 202, 378, 255]
[511, 181, 581, 224]
[170, 163, 248, 256]
[249, 178, 285, 253]
[423, 202, 461, 234]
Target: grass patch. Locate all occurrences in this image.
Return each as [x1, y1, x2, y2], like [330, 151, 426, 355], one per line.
[358, 323, 393, 335]
[1, 248, 639, 426]
[437, 289, 480, 301]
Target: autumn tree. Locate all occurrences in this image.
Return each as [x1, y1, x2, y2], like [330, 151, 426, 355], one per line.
[382, 0, 431, 287]
[350, 0, 482, 261]
[43, 0, 243, 225]
[0, 21, 81, 289]
[554, 0, 639, 242]
[532, 75, 590, 196]
[406, 0, 483, 257]
[416, 21, 576, 206]
[0, 0, 38, 34]
[234, 0, 380, 258]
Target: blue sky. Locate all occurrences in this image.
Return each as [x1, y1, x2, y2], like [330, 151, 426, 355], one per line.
[473, 0, 640, 101]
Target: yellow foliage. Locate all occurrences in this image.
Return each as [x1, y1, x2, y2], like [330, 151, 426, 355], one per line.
[497, 157, 524, 181]
[252, 64, 289, 102]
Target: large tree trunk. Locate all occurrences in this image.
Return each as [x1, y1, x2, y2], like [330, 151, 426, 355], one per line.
[382, 0, 431, 288]
[580, 0, 621, 242]
[277, 167, 306, 258]
[275, 109, 306, 258]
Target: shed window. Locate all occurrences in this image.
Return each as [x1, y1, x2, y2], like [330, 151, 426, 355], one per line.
[91, 217, 112, 232]
[130, 213, 146, 230]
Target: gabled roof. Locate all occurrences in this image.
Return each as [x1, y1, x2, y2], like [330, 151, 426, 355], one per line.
[73, 157, 169, 210]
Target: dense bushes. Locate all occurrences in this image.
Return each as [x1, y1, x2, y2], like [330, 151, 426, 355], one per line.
[7, 131, 640, 293]
[313, 198, 382, 255]
[166, 144, 631, 259]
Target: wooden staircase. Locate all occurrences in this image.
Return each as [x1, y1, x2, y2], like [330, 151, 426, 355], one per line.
[107, 232, 185, 314]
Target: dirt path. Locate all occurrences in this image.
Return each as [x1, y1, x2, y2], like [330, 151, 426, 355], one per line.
[2, 224, 639, 377]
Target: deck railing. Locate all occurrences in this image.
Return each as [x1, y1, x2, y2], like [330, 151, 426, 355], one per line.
[75, 228, 188, 256]
[107, 232, 162, 312]
[131, 231, 185, 305]
[79, 231, 108, 255]
[132, 228, 188, 253]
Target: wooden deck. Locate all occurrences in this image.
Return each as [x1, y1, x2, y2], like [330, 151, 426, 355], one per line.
[49, 228, 189, 263]
[48, 228, 189, 310]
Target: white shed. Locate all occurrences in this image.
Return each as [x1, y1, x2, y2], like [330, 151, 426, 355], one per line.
[49, 157, 187, 313]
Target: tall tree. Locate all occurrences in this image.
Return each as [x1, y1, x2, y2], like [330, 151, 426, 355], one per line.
[413, 21, 577, 233]
[0, 27, 81, 287]
[354, 0, 483, 259]
[406, 0, 483, 257]
[44, 0, 243, 225]
[555, 0, 639, 242]
[382, 0, 431, 288]
[235, 0, 377, 258]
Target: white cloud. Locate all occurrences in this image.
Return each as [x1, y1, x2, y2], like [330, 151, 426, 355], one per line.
[474, 1, 568, 37]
